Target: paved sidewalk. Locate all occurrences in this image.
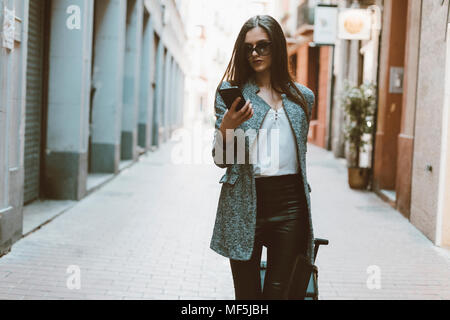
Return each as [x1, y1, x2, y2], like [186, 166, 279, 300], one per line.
[308, 145, 450, 300]
[0, 124, 449, 300]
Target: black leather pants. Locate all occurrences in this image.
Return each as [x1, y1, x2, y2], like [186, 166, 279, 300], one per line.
[229, 173, 309, 300]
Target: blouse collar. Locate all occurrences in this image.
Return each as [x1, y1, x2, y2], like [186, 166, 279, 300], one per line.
[242, 75, 288, 99]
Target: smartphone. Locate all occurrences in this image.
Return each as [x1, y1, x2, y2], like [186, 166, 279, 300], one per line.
[218, 86, 246, 112]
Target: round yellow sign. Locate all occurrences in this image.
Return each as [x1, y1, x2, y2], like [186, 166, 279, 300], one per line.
[344, 16, 364, 34]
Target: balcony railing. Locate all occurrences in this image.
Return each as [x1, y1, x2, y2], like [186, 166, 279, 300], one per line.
[297, 0, 316, 29]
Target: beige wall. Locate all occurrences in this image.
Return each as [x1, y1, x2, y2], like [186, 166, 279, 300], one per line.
[439, 22, 450, 247]
[410, 1, 449, 244]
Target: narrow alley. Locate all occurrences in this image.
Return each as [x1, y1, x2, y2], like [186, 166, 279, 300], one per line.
[0, 122, 449, 300]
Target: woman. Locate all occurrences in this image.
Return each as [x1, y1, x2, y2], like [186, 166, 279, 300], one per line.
[210, 15, 315, 300]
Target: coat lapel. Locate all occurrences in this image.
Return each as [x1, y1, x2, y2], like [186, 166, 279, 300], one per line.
[240, 78, 269, 133]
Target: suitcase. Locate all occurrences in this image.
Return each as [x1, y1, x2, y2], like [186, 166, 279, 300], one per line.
[260, 238, 329, 300]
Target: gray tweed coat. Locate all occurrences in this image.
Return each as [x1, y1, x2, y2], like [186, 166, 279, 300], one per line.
[210, 76, 316, 266]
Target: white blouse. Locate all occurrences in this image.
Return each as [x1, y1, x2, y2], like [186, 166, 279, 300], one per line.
[213, 105, 299, 178]
[251, 106, 299, 178]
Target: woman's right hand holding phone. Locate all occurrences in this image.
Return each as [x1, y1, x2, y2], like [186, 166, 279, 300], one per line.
[220, 97, 254, 133]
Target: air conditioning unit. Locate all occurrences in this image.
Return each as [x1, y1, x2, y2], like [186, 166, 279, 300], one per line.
[297, 0, 318, 29]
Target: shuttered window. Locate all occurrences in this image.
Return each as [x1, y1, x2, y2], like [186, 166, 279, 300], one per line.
[24, 0, 45, 204]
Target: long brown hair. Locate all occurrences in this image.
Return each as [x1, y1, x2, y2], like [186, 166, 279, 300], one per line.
[219, 15, 310, 123]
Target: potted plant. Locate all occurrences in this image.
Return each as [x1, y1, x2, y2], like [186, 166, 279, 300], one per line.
[340, 81, 377, 189]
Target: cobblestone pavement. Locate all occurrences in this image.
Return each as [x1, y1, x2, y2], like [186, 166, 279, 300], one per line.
[0, 123, 449, 300]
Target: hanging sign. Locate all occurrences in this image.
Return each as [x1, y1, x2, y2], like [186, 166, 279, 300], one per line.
[313, 4, 338, 46]
[2, 7, 15, 50]
[338, 8, 372, 40]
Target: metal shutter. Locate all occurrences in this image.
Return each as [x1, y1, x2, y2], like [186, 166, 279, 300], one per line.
[24, 0, 45, 204]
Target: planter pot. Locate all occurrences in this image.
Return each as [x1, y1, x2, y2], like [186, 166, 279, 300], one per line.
[348, 167, 370, 189]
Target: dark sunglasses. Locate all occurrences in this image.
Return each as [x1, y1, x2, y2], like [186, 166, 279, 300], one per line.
[244, 41, 272, 58]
